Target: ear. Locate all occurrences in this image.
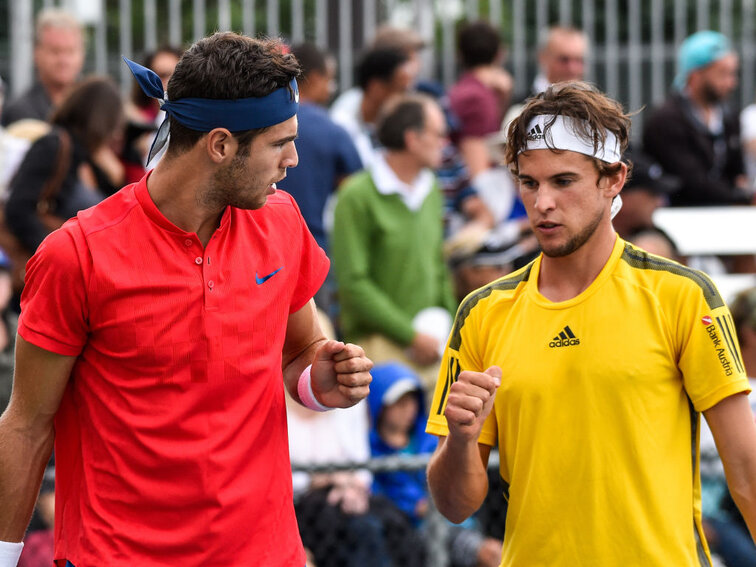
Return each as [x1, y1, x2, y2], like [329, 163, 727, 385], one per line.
[204, 128, 237, 164]
[404, 128, 420, 152]
[599, 161, 628, 199]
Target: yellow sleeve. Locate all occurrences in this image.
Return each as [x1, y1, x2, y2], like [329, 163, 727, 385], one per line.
[675, 276, 750, 411]
[426, 292, 489, 440]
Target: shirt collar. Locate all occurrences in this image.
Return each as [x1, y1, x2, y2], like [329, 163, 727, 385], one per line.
[135, 171, 233, 237]
[681, 88, 725, 134]
[369, 152, 435, 211]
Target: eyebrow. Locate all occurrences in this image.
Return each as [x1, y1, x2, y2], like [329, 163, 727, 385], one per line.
[518, 170, 580, 181]
[272, 133, 298, 145]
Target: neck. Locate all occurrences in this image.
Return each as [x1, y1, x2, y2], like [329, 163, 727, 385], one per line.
[378, 422, 411, 449]
[470, 65, 497, 82]
[384, 151, 423, 185]
[537, 222, 618, 302]
[686, 86, 716, 117]
[146, 151, 223, 247]
[42, 80, 71, 106]
[360, 93, 381, 125]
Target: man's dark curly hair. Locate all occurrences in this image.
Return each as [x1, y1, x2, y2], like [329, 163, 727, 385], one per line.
[166, 32, 300, 157]
[505, 81, 633, 182]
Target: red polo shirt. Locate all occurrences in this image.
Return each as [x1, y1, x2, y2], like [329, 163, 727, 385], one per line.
[19, 175, 328, 566]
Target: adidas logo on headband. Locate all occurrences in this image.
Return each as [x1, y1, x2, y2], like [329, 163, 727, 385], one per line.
[521, 115, 621, 164]
[527, 124, 544, 141]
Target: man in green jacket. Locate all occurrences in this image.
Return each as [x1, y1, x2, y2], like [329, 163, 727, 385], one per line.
[332, 93, 457, 391]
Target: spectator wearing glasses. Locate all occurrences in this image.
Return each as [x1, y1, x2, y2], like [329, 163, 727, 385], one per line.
[1, 8, 84, 127]
[332, 93, 457, 392]
[502, 26, 588, 130]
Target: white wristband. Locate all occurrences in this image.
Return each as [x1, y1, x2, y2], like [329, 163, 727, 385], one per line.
[0, 540, 23, 567]
[297, 364, 333, 412]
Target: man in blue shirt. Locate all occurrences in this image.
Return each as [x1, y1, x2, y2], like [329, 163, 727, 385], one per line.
[280, 43, 362, 253]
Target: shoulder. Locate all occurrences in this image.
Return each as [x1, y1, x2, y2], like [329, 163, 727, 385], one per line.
[301, 105, 353, 139]
[243, 190, 315, 235]
[648, 93, 685, 121]
[338, 170, 374, 196]
[448, 261, 535, 350]
[24, 130, 60, 156]
[616, 242, 724, 311]
[74, 184, 142, 237]
[25, 217, 90, 285]
[2, 85, 50, 124]
[263, 189, 298, 208]
[248, 190, 304, 222]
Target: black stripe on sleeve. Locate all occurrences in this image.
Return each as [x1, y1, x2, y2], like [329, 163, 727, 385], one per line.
[718, 315, 745, 375]
[435, 356, 461, 417]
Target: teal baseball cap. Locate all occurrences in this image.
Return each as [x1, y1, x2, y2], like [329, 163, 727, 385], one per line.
[674, 30, 733, 89]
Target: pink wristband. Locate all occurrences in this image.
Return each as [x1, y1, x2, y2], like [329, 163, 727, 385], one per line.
[297, 365, 332, 412]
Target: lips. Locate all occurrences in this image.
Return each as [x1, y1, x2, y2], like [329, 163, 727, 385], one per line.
[537, 220, 561, 229]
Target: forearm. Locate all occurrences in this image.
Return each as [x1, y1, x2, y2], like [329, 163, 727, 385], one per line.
[427, 436, 490, 523]
[723, 460, 756, 542]
[0, 413, 54, 541]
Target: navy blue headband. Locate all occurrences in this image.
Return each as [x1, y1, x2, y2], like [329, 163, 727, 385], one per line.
[123, 56, 299, 163]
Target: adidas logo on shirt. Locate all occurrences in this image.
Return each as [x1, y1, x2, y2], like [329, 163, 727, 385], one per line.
[527, 124, 544, 141]
[549, 326, 580, 348]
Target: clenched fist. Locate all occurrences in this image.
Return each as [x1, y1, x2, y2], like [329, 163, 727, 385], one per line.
[444, 366, 501, 442]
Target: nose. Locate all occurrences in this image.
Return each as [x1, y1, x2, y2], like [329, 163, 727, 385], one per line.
[283, 142, 298, 169]
[533, 187, 557, 214]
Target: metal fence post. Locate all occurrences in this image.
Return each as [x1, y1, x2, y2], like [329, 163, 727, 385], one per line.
[9, 0, 34, 98]
[425, 496, 451, 567]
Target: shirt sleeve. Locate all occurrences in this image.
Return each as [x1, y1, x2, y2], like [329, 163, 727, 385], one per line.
[18, 222, 90, 356]
[286, 192, 330, 313]
[675, 275, 750, 412]
[426, 291, 495, 447]
[334, 125, 363, 178]
[741, 105, 756, 142]
[450, 90, 500, 139]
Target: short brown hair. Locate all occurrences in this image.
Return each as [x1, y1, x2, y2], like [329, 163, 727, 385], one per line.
[730, 287, 756, 340]
[166, 32, 300, 157]
[376, 93, 435, 151]
[505, 81, 632, 181]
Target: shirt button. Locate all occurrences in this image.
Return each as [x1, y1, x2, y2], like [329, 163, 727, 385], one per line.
[195, 257, 203, 265]
[208, 280, 214, 289]
[184, 239, 192, 247]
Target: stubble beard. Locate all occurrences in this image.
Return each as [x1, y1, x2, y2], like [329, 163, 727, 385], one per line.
[701, 81, 727, 105]
[539, 206, 605, 258]
[202, 155, 267, 211]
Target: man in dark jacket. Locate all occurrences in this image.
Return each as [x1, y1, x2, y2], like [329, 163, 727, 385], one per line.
[643, 31, 752, 206]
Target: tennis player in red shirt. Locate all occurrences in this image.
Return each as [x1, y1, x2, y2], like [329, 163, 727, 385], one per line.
[0, 32, 372, 567]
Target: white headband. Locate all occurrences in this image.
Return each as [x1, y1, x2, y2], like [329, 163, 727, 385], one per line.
[520, 114, 624, 219]
[521, 115, 622, 164]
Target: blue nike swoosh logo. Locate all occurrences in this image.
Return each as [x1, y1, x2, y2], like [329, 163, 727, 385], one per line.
[255, 267, 283, 285]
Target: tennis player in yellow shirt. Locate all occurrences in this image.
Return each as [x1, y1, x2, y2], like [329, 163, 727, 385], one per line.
[426, 81, 756, 566]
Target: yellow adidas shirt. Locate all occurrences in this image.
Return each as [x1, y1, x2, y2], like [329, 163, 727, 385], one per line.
[427, 237, 749, 567]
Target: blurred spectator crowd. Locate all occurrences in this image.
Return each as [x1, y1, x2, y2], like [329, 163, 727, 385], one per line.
[1, 7, 756, 567]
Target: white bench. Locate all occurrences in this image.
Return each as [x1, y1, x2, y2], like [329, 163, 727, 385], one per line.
[652, 207, 756, 302]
